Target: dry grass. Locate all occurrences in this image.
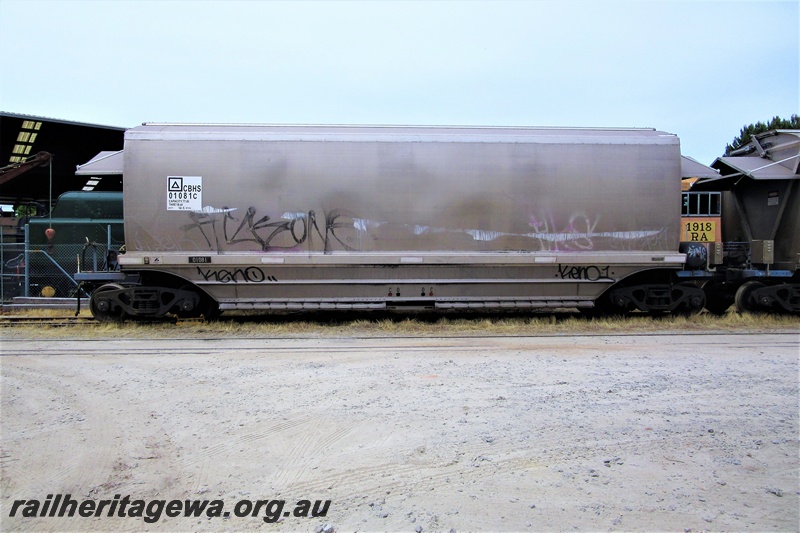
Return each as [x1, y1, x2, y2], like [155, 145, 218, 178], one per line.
[1, 307, 797, 340]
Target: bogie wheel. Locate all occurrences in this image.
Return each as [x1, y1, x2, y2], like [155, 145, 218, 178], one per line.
[734, 281, 765, 314]
[175, 285, 221, 320]
[90, 283, 126, 322]
[675, 282, 706, 316]
[174, 285, 203, 319]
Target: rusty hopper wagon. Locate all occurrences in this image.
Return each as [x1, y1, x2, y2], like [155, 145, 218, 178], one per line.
[85, 124, 706, 320]
[689, 129, 800, 313]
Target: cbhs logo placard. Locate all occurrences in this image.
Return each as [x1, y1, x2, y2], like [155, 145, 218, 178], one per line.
[166, 175, 202, 211]
[168, 177, 183, 191]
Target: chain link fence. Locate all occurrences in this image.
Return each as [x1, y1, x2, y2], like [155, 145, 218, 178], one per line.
[0, 241, 26, 302]
[1, 226, 116, 303]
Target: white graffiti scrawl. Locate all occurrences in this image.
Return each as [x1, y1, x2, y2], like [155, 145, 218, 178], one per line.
[179, 205, 668, 253]
[526, 211, 667, 251]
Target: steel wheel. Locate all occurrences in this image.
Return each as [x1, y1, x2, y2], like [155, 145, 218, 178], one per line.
[734, 281, 765, 314]
[674, 282, 706, 316]
[175, 285, 220, 320]
[90, 283, 126, 322]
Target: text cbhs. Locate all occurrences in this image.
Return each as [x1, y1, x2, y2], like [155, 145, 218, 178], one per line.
[9, 494, 331, 524]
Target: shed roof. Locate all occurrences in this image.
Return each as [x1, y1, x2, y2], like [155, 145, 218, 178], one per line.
[0, 112, 125, 204]
[75, 150, 124, 175]
[681, 156, 719, 179]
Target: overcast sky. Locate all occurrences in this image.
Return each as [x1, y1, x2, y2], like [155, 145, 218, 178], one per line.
[0, 0, 797, 165]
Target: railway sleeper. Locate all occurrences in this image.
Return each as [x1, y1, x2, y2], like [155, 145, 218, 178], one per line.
[608, 283, 706, 314]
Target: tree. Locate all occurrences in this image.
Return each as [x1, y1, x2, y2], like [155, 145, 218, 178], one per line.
[13, 203, 38, 219]
[725, 114, 800, 155]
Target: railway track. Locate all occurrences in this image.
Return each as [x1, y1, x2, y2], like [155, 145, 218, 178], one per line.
[0, 315, 97, 327]
[0, 314, 206, 327]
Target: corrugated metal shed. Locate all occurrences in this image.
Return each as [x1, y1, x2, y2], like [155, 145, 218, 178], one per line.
[0, 112, 125, 204]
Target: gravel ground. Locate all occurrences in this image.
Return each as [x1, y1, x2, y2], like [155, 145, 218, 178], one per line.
[1, 332, 798, 532]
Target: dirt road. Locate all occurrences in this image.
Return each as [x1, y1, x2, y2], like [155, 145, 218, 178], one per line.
[1, 333, 798, 531]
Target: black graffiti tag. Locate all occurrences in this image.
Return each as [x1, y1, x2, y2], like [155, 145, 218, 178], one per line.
[224, 208, 358, 253]
[180, 208, 238, 251]
[557, 264, 612, 281]
[183, 206, 360, 253]
[197, 266, 277, 283]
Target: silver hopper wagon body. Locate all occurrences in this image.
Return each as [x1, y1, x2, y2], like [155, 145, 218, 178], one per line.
[94, 123, 700, 317]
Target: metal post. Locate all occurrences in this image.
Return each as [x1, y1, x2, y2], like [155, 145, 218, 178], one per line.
[49, 159, 53, 228]
[107, 224, 112, 271]
[1, 216, 4, 303]
[24, 224, 30, 297]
